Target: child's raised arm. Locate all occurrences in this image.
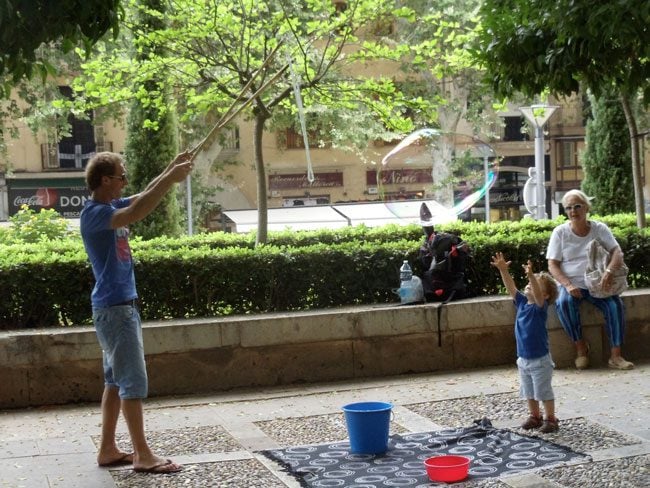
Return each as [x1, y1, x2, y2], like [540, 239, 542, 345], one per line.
[524, 261, 545, 307]
[490, 252, 517, 298]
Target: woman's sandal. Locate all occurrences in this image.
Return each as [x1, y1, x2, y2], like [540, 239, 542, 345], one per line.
[608, 356, 634, 370]
[574, 342, 590, 370]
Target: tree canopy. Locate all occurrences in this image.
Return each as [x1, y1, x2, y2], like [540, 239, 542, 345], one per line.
[474, 0, 650, 227]
[66, 0, 413, 243]
[474, 0, 650, 101]
[0, 0, 121, 97]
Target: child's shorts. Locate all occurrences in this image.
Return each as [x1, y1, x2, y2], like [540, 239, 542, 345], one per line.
[516, 353, 555, 401]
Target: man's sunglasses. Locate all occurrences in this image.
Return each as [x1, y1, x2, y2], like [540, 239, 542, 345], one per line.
[107, 173, 128, 182]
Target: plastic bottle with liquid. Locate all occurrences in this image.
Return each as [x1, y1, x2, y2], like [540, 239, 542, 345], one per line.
[399, 260, 413, 283]
[399, 261, 415, 304]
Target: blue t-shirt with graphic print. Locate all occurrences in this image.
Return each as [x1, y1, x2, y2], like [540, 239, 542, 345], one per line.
[514, 291, 550, 359]
[80, 198, 137, 308]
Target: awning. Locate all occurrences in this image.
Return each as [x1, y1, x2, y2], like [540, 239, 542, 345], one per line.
[223, 200, 457, 233]
[224, 206, 349, 233]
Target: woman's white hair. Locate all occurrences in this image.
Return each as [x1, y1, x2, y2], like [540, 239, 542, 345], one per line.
[562, 189, 593, 211]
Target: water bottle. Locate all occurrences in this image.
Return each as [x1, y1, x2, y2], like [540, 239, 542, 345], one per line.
[398, 261, 414, 304]
[400, 260, 412, 283]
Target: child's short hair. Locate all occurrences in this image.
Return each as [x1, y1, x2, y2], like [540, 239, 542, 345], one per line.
[537, 272, 559, 304]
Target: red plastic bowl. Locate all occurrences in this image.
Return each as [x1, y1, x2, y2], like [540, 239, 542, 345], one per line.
[424, 455, 470, 483]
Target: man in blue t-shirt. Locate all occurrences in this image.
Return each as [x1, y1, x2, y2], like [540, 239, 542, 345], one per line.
[491, 252, 560, 434]
[80, 151, 193, 474]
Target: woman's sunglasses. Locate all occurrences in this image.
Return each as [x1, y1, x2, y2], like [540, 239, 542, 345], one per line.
[564, 204, 583, 211]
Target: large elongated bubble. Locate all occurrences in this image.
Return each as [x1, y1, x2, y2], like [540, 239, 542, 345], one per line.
[380, 128, 498, 220]
[288, 56, 314, 183]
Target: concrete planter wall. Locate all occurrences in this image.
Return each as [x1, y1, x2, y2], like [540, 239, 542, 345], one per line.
[1, 290, 648, 409]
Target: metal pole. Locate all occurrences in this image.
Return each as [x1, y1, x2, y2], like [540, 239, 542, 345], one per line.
[534, 126, 546, 219]
[519, 104, 557, 220]
[484, 155, 490, 223]
[186, 174, 193, 236]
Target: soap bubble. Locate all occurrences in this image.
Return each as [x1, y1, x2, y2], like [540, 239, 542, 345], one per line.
[378, 128, 498, 220]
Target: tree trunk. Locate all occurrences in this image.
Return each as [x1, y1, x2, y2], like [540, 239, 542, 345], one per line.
[253, 111, 269, 245]
[620, 94, 646, 229]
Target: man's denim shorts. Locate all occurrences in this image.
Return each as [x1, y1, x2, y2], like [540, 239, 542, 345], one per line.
[516, 353, 555, 401]
[93, 304, 148, 400]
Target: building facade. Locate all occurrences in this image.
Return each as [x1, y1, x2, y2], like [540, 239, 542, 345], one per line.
[0, 95, 126, 221]
[1, 89, 647, 229]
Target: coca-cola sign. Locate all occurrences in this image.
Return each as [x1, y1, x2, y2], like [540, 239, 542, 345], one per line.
[9, 185, 90, 218]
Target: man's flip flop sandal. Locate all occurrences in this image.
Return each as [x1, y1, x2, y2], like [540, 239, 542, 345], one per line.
[133, 459, 182, 474]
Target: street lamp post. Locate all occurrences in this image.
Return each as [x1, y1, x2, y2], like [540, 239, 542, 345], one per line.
[519, 104, 559, 220]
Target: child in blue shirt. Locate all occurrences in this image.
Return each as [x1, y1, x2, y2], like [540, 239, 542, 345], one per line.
[491, 252, 560, 433]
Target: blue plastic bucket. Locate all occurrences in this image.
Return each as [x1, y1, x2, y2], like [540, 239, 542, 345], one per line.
[342, 401, 393, 454]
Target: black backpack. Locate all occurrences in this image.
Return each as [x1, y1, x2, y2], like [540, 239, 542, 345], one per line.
[419, 231, 470, 302]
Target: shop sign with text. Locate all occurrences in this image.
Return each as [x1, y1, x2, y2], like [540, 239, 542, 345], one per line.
[269, 172, 343, 190]
[489, 188, 523, 206]
[367, 169, 433, 186]
[9, 186, 90, 218]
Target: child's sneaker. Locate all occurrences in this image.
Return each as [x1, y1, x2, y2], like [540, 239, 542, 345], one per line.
[540, 417, 559, 433]
[521, 415, 543, 430]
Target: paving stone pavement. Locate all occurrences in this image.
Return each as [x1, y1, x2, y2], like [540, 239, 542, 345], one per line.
[1, 361, 648, 488]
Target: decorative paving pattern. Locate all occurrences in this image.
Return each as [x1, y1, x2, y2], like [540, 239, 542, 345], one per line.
[255, 413, 408, 447]
[404, 393, 642, 452]
[525, 417, 643, 453]
[452, 479, 510, 488]
[262, 420, 590, 488]
[540, 453, 650, 488]
[450, 479, 510, 488]
[111, 459, 286, 488]
[405, 392, 525, 427]
[93, 425, 244, 456]
[91, 391, 646, 488]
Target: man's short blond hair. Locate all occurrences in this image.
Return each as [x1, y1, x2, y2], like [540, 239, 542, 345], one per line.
[85, 152, 124, 191]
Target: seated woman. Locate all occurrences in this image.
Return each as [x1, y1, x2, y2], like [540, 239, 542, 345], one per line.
[546, 189, 633, 370]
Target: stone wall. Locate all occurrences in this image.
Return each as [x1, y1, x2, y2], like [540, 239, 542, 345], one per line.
[1, 290, 648, 409]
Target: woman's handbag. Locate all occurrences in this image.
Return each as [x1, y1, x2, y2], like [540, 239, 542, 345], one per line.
[584, 239, 628, 298]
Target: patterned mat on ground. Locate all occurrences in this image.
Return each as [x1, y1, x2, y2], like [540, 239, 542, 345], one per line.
[261, 418, 591, 487]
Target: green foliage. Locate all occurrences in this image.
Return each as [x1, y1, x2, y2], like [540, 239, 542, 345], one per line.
[1, 214, 647, 329]
[124, 0, 183, 239]
[474, 0, 649, 227]
[581, 90, 634, 215]
[2, 205, 73, 244]
[474, 0, 650, 102]
[70, 0, 406, 137]
[0, 0, 122, 97]
[387, 0, 491, 133]
[0, 236, 90, 327]
[64, 0, 444, 243]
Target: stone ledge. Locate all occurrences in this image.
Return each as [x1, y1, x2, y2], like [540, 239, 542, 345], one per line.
[1, 290, 648, 409]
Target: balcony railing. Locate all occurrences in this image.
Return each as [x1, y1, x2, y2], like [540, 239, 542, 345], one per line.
[284, 128, 331, 149]
[41, 142, 113, 170]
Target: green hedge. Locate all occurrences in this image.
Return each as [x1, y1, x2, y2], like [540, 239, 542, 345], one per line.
[1, 215, 648, 329]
